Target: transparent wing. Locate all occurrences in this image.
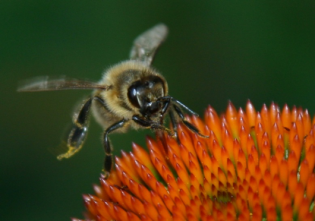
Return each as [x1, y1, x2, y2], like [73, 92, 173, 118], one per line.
[17, 76, 108, 92]
[129, 23, 168, 66]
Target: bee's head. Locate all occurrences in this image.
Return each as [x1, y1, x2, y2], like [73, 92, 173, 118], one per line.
[127, 75, 166, 117]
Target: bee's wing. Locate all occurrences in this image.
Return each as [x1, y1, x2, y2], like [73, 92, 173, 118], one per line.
[17, 76, 109, 92]
[130, 23, 168, 66]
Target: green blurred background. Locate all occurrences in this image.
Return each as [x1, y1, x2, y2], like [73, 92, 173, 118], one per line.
[1, 1, 315, 220]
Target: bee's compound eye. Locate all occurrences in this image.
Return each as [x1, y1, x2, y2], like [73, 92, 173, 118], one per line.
[127, 81, 141, 108]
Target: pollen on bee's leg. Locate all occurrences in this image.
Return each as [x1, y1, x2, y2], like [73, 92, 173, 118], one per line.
[47, 140, 77, 160]
[56, 146, 79, 160]
[102, 170, 110, 179]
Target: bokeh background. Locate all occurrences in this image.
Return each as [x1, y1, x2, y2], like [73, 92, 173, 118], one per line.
[1, 1, 315, 220]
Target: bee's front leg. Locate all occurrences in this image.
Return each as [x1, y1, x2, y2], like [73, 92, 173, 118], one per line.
[172, 105, 209, 138]
[103, 118, 128, 178]
[132, 115, 174, 137]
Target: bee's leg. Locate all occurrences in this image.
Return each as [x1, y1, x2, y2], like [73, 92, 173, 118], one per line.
[132, 115, 174, 137]
[160, 99, 171, 115]
[57, 97, 92, 160]
[159, 96, 199, 116]
[159, 99, 179, 141]
[172, 105, 209, 138]
[103, 118, 128, 178]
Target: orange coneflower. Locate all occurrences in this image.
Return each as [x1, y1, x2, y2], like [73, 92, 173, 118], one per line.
[74, 101, 315, 221]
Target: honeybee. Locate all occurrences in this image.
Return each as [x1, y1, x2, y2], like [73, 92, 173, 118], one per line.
[18, 24, 208, 177]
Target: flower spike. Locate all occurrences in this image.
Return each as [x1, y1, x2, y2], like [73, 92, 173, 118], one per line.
[75, 102, 315, 221]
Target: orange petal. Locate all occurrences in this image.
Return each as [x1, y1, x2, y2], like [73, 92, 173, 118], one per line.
[288, 170, 298, 200]
[306, 173, 315, 201]
[303, 109, 312, 136]
[261, 104, 271, 136]
[226, 101, 239, 138]
[205, 106, 222, 145]
[293, 182, 304, 213]
[305, 144, 315, 172]
[281, 204, 293, 221]
[281, 104, 291, 130]
[246, 100, 256, 129]
[296, 114, 304, 145]
[222, 128, 234, 160]
[279, 159, 288, 186]
[188, 153, 203, 185]
[143, 200, 158, 220]
[239, 125, 249, 156]
[288, 151, 298, 173]
[300, 160, 310, 188]
[132, 143, 155, 172]
[270, 156, 279, 179]
[261, 133, 271, 165]
[298, 197, 310, 221]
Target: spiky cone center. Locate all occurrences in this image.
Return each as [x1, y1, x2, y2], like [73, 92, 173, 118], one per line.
[75, 101, 315, 221]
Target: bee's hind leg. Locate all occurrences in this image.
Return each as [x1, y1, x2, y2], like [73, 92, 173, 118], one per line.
[103, 118, 128, 178]
[57, 97, 92, 160]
